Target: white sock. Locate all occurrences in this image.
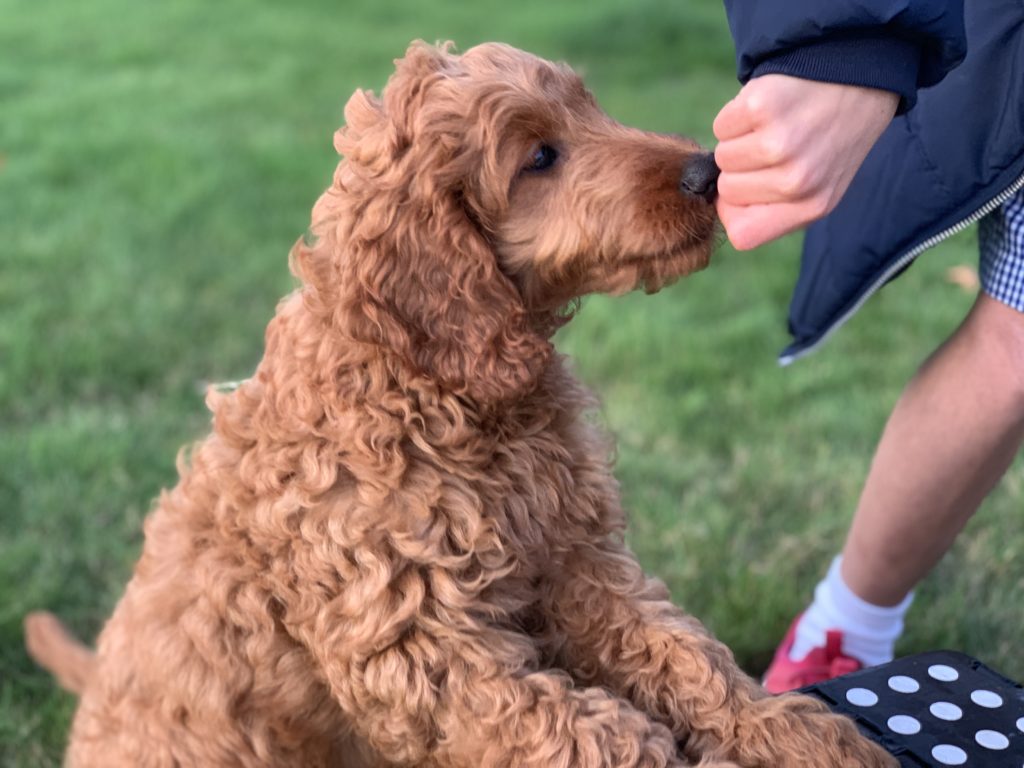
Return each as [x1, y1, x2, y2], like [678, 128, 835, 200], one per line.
[790, 556, 913, 667]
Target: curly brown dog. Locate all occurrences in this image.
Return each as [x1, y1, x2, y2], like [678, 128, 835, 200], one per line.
[25, 42, 895, 768]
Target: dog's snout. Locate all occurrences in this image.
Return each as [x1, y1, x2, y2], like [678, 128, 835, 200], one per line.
[679, 152, 720, 203]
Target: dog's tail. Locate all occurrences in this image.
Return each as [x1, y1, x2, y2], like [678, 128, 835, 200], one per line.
[24, 611, 95, 695]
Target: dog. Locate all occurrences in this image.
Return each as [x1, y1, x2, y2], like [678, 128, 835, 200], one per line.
[26, 42, 894, 768]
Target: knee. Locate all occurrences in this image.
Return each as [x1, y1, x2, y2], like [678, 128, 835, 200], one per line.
[963, 293, 1024, 410]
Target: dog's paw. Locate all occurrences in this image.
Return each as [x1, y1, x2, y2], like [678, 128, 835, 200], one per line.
[726, 693, 898, 768]
[788, 705, 898, 768]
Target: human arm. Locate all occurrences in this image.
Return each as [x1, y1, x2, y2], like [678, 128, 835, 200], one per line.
[722, 0, 966, 113]
[715, 0, 965, 249]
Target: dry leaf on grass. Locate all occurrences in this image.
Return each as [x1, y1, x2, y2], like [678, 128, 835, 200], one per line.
[946, 265, 979, 292]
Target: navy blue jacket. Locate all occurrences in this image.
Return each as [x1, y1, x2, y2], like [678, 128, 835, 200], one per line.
[723, 0, 1024, 362]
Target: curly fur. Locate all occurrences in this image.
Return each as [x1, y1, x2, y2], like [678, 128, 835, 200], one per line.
[25, 42, 895, 768]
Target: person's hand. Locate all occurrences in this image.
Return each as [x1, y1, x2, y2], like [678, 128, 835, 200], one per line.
[713, 74, 899, 250]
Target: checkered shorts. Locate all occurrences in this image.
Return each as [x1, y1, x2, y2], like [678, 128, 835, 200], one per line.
[979, 189, 1024, 311]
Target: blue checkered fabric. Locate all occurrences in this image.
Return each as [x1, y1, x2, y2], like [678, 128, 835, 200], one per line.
[980, 189, 1024, 312]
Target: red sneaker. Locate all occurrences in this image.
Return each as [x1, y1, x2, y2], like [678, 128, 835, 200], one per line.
[762, 615, 862, 693]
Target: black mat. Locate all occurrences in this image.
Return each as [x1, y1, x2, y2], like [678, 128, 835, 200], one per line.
[801, 651, 1024, 766]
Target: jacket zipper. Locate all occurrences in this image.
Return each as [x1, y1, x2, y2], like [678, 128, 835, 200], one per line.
[779, 169, 1024, 366]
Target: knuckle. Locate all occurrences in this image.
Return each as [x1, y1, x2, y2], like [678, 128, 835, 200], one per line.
[733, 231, 758, 251]
[780, 164, 814, 198]
[743, 89, 770, 122]
[715, 172, 734, 200]
[809, 193, 833, 219]
[712, 114, 730, 141]
[726, 219, 757, 251]
[712, 145, 729, 171]
[760, 133, 789, 166]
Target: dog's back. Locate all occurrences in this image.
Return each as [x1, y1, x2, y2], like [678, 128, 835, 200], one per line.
[29, 484, 366, 767]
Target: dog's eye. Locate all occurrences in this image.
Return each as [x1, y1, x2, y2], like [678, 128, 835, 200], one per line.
[524, 144, 558, 172]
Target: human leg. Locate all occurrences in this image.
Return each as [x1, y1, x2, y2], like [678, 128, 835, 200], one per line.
[767, 292, 1024, 691]
[766, 195, 1024, 691]
[839, 292, 1024, 606]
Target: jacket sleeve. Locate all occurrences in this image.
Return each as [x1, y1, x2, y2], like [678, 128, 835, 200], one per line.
[722, 0, 966, 111]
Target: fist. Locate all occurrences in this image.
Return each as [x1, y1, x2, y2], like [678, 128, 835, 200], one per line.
[712, 74, 899, 250]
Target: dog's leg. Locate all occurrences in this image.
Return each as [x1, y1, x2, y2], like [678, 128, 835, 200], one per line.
[543, 540, 895, 768]
[302, 622, 736, 768]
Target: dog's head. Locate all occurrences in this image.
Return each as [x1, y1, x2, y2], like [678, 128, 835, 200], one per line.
[296, 42, 717, 406]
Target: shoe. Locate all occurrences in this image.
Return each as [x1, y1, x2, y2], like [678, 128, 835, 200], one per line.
[762, 615, 862, 693]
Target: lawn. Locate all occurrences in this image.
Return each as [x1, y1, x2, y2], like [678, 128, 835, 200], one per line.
[3, 0, 1022, 763]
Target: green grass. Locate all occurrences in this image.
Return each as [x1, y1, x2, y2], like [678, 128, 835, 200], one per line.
[3, 0, 1022, 763]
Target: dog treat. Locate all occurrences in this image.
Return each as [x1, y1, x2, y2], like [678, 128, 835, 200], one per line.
[801, 651, 1024, 766]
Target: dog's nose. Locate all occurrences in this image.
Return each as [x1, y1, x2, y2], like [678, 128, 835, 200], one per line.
[679, 152, 720, 203]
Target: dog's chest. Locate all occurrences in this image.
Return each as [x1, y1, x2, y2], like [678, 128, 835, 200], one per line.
[474, 431, 584, 578]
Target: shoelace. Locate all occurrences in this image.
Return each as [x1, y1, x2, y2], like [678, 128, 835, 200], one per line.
[796, 630, 860, 687]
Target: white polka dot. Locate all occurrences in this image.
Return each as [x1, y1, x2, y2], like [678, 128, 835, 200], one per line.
[976, 730, 1010, 750]
[845, 687, 879, 707]
[887, 715, 922, 735]
[929, 664, 960, 682]
[971, 689, 1004, 708]
[888, 675, 920, 693]
[930, 701, 963, 721]
[932, 744, 967, 765]
[1016, 716, 1024, 733]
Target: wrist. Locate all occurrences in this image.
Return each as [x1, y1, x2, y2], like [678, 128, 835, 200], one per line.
[750, 36, 919, 113]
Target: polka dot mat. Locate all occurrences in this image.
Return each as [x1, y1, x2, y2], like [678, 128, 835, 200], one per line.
[798, 651, 1024, 766]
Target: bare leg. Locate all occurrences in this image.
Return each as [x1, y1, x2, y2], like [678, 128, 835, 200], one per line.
[842, 293, 1024, 605]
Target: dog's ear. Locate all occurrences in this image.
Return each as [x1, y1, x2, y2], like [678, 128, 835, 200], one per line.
[316, 42, 552, 405]
[341, 89, 382, 138]
[352, 194, 552, 406]
[335, 42, 456, 173]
